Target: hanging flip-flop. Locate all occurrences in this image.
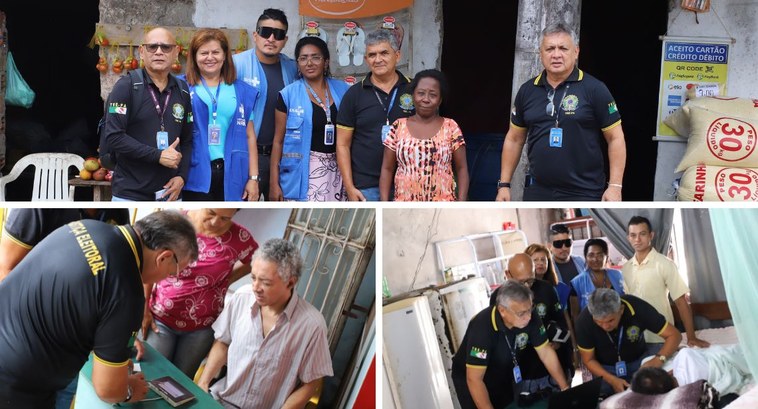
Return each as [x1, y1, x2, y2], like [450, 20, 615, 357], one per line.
[352, 26, 366, 67]
[336, 26, 353, 67]
[299, 21, 329, 43]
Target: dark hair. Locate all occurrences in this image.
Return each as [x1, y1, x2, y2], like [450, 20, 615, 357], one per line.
[257, 8, 288, 31]
[134, 211, 199, 262]
[294, 36, 331, 78]
[408, 69, 449, 103]
[549, 223, 570, 237]
[583, 238, 608, 258]
[628, 215, 653, 233]
[631, 367, 676, 395]
[524, 243, 559, 286]
[185, 28, 236, 86]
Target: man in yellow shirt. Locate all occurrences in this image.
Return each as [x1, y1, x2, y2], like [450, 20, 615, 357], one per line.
[621, 216, 709, 348]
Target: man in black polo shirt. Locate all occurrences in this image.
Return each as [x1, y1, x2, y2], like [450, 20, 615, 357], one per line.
[497, 22, 626, 201]
[453, 280, 569, 409]
[576, 288, 681, 396]
[0, 211, 198, 408]
[103, 27, 193, 201]
[336, 29, 414, 201]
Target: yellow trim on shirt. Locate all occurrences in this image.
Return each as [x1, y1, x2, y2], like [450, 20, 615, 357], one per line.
[1, 230, 32, 250]
[602, 120, 622, 132]
[656, 321, 669, 335]
[336, 124, 354, 131]
[621, 298, 635, 316]
[490, 306, 499, 332]
[117, 226, 140, 270]
[93, 354, 129, 368]
[509, 121, 526, 130]
[466, 364, 487, 369]
[533, 339, 550, 350]
[577, 346, 595, 352]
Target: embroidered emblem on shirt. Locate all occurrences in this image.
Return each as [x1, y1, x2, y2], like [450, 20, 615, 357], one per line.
[172, 104, 185, 121]
[536, 303, 547, 318]
[608, 101, 619, 114]
[626, 326, 641, 343]
[251, 76, 261, 87]
[399, 93, 414, 111]
[290, 106, 305, 116]
[515, 333, 529, 349]
[470, 346, 488, 359]
[562, 95, 579, 112]
[187, 112, 193, 123]
[108, 103, 127, 115]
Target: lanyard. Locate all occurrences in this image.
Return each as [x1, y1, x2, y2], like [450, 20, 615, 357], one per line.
[550, 84, 570, 128]
[606, 326, 624, 362]
[503, 331, 520, 367]
[200, 78, 222, 125]
[373, 87, 398, 126]
[147, 86, 172, 132]
[305, 82, 332, 124]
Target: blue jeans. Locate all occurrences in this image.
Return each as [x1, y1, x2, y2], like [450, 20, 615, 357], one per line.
[54, 378, 77, 409]
[598, 343, 663, 395]
[141, 320, 215, 379]
[359, 187, 380, 201]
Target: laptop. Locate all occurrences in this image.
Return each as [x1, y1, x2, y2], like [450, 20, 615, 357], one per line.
[547, 377, 602, 409]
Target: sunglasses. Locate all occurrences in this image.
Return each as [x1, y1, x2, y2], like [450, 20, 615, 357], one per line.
[142, 43, 176, 53]
[552, 239, 573, 249]
[257, 26, 287, 41]
[546, 88, 556, 117]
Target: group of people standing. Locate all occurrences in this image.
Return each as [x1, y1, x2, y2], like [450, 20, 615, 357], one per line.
[101, 8, 470, 202]
[452, 215, 710, 408]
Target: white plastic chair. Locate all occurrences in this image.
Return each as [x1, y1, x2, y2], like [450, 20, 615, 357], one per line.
[0, 153, 84, 201]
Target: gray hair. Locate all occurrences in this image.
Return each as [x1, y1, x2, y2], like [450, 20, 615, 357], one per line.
[587, 288, 622, 318]
[134, 210, 198, 262]
[496, 280, 533, 308]
[541, 22, 579, 46]
[365, 29, 398, 51]
[253, 238, 303, 282]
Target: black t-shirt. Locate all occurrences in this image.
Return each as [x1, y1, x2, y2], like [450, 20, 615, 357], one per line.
[452, 305, 548, 408]
[335, 71, 414, 189]
[259, 61, 284, 145]
[555, 257, 581, 284]
[0, 220, 144, 393]
[576, 295, 667, 366]
[2, 209, 130, 249]
[489, 280, 569, 379]
[104, 70, 193, 200]
[277, 97, 338, 153]
[511, 67, 621, 196]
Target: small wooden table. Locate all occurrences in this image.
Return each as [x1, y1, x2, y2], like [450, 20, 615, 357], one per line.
[69, 177, 112, 201]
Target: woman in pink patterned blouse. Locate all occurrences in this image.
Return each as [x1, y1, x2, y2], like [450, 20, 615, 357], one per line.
[379, 69, 469, 201]
[141, 209, 258, 378]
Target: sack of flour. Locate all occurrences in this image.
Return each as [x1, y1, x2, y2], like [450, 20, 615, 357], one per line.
[677, 164, 758, 201]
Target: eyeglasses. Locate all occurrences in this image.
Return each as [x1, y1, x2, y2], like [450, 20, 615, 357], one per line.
[142, 43, 177, 53]
[297, 55, 324, 64]
[257, 26, 287, 41]
[546, 87, 556, 117]
[169, 252, 180, 277]
[552, 239, 573, 249]
[506, 305, 534, 319]
[519, 278, 536, 287]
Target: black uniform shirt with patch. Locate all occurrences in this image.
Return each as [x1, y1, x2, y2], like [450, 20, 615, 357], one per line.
[335, 71, 414, 189]
[576, 295, 667, 366]
[452, 305, 549, 408]
[510, 67, 621, 196]
[0, 220, 144, 393]
[2, 209, 130, 249]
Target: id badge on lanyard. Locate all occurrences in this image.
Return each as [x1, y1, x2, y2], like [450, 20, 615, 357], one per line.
[208, 124, 222, 146]
[324, 124, 335, 145]
[381, 123, 392, 143]
[156, 131, 169, 150]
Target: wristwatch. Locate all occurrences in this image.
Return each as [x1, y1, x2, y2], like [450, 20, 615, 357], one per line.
[248, 175, 260, 182]
[656, 354, 667, 363]
[497, 180, 511, 189]
[124, 384, 133, 402]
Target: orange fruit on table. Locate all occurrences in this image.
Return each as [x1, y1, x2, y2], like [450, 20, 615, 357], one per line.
[80, 169, 92, 180]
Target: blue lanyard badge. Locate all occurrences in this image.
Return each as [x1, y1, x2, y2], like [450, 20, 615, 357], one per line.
[609, 326, 627, 377]
[200, 79, 223, 146]
[503, 332, 522, 383]
[374, 88, 398, 142]
[306, 82, 335, 145]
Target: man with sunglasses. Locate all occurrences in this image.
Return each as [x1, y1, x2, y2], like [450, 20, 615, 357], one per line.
[496, 22, 626, 201]
[103, 27, 193, 202]
[234, 8, 297, 199]
[489, 254, 575, 396]
[548, 223, 586, 284]
[452, 280, 569, 409]
[0, 211, 198, 408]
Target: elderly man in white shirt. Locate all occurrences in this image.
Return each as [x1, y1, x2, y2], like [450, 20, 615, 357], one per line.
[198, 238, 332, 409]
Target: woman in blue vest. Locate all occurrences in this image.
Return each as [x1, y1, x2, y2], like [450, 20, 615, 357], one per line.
[182, 28, 260, 201]
[570, 238, 625, 311]
[269, 36, 350, 201]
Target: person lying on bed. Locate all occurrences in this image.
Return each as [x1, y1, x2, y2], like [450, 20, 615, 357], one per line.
[576, 288, 682, 396]
[661, 344, 753, 398]
[631, 367, 738, 409]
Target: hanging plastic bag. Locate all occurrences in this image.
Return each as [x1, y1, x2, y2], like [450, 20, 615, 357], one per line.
[5, 51, 35, 108]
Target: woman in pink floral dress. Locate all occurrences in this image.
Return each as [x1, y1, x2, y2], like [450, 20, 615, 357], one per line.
[141, 208, 258, 378]
[379, 69, 469, 201]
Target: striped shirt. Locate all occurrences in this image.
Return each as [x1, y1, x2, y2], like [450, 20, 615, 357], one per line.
[210, 284, 333, 408]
